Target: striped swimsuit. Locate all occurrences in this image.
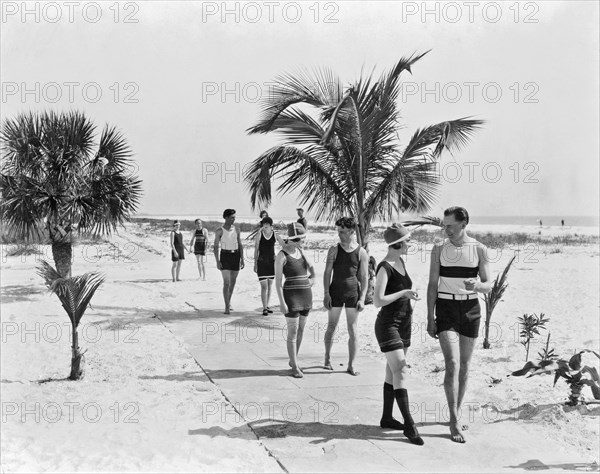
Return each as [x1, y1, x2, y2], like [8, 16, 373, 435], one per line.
[435, 239, 482, 338]
[281, 249, 312, 316]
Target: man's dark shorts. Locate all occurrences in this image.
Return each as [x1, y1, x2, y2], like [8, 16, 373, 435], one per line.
[220, 250, 240, 271]
[435, 298, 481, 338]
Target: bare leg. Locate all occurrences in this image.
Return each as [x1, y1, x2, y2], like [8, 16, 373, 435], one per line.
[266, 278, 273, 308]
[195, 255, 202, 279]
[171, 262, 177, 282]
[324, 307, 342, 370]
[439, 330, 466, 443]
[457, 334, 477, 431]
[221, 270, 232, 313]
[175, 260, 182, 281]
[200, 255, 206, 280]
[296, 314, 308, 353]
[286, 317, 303, 378]
[260, 279, 268, 309]
[346, 308, 359, 375]
[228, 270, 239, 309]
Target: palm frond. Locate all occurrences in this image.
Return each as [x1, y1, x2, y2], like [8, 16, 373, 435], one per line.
[37, 260, 104, 327]
[401, 216, 444, 228]
[484, 254, 517, 312]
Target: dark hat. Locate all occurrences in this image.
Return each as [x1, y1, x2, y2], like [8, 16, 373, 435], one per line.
[383, 223, 411, 246]
[287, 222, 306, 239]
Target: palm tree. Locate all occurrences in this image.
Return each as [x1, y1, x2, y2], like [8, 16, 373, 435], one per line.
[244, 52, 484, 247]
[37, 260, 105, 380]
[1, 111, 142, 277]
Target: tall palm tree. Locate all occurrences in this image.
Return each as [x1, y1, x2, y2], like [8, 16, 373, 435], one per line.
[1, 111, 142, 277]
[37, 260, 105, 380]
[244, 52, 484, 247]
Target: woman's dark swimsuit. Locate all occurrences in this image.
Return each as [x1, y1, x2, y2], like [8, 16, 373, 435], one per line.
[257, 231, 275, 281]
[374, 261, 413, 352]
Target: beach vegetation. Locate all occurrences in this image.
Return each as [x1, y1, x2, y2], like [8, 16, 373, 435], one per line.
[0, 111, 142, 277]
[483, 254, 517, 348]
[243, 53, 483, 248]
[518, 312, 550, 361]
[37, 260, 105, 380]
[511, 349, 600, 406]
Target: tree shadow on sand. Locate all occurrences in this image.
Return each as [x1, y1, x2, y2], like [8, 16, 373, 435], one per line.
[506, 459, 600, 471]
[189, 419, 426, 445]
[1, 284, 46, 303]
[139, 371, 212, 383]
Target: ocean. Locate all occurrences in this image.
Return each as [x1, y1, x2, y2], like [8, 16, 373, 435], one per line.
[135, 214, 599, 228]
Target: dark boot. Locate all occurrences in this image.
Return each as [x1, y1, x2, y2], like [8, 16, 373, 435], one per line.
[380, 383, 404, 429]
[394, 388, 424, 446]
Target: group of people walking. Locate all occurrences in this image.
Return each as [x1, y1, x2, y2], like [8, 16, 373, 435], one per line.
[170, 206, 491, 445]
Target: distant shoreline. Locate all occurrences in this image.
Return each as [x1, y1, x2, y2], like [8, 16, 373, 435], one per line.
[134, 214, 599, 228]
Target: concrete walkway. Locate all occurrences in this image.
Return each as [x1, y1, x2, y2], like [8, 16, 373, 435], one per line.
[158, 300, 590, 473]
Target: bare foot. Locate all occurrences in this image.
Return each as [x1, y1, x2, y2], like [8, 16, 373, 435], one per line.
[323, 361, 334, 370]
[224, 308, 230, 314]
[346, 367, 360, 376]
[450, 422, 466, 443]
[291, 368, 304, 378]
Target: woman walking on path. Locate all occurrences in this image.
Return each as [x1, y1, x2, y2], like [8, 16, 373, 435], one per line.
[254, 216, 285, 315]
[323, 217, 369, 375]
[275, 223, 315, 378]
[374, 224, 423, 445]
[189, 218, 208, 280]
[170, 220, 185, 282]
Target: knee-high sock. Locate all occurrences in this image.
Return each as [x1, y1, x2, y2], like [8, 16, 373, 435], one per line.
[394, 388, 415, 426]
[382, 383, 395, 419]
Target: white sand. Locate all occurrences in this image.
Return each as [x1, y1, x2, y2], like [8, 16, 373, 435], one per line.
[1, 221, 598, 471]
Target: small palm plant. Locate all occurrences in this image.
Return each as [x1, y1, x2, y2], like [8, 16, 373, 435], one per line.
[482, 254, 516, 348]
[518, 312, 550, 361]
[37, 260, 105, 380]
[511, 349, 600, 406]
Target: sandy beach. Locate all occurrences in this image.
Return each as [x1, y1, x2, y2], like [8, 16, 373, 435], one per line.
[1, 220, 599, 472]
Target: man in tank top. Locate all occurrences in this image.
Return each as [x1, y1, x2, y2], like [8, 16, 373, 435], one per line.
[427, 206, 491, 444]
[322, 217, 369, 375]
[214, 209, 245, 314]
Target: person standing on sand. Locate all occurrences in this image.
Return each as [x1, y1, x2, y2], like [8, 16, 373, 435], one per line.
[254, 216, 286, 315]
[275, 222, 315, 378]
[189, 218, 208, 280]
[214, 209, 244, 314]
[427, 206, 491, 444]
[323, 216, 369, 376]
[374, 223, 423, 446]
[170, 220, 185, 282]
[296, 208, 308, 230]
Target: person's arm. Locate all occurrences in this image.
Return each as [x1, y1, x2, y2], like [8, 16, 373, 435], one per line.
[356, 247, 369, 311]
[253, 231, 261, 273]
[274, 231, 286, 248]
[237, 226, 245, 269]
[322, 246, 336, 309]
[427, 244, 442, 338]
[214, 228, 223, 270]
[203, 228, 209, 253]
[466, 243, 492, 294]
[170, 231, 178, 258]
[275, 252, 287, 314]
[373, 265, 417, 308]
[189, 231, 196, 253]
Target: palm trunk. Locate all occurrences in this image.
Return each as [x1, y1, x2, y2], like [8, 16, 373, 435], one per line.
[51, 241, 72, 278]
[568, 382, 584, 406]
[69, 325, 84, 380]
[483, 306, 492, 349]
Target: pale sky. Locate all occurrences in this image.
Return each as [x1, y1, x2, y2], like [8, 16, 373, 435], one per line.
[2, 1, 599, 221]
